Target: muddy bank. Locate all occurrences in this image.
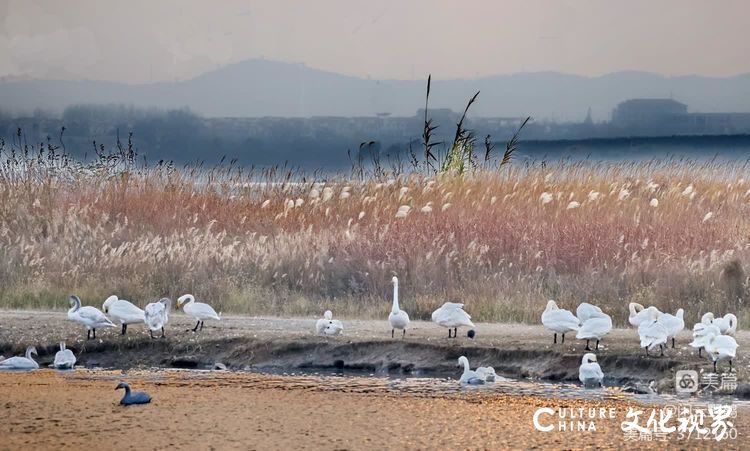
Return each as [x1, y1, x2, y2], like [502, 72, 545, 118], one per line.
[1, 310, 748, 393]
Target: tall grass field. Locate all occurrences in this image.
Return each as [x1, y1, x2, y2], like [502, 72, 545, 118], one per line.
[1, 140, 749, 327]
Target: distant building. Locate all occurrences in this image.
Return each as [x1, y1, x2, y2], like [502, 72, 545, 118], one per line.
[611, 99, 688, 126]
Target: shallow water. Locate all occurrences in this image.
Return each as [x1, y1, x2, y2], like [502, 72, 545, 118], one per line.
[53, 365, 750, 409]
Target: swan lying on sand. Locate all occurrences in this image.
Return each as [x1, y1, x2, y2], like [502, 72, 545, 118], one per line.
[102, 295, 145, 335]
[541, 300, 579, 344]
[475, 366, 497, 382]
[144, 298, 171, 339]
[432, 302, 474, 338]
[457, 356, 485, 385]
[53, 342, 76, 370]
[579, 353, 604, 388]
[178, 294, 221, 332]
[638, 308, 668, 356]
[68, 295, 115, 340]
[0, 346, 38, 370]
[576, 311, 612, 350]
[657, 308, 685, 348]
[315, 310, 343, 336]
[388, 277, 410, 338]
[115, 382, 152, 406]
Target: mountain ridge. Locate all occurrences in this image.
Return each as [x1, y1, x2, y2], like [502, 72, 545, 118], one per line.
[2, 59, 749, 120]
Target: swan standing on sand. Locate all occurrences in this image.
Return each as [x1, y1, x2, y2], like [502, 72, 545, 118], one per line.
[657, 308, 685, 348]
[703, 328, 739, 372]
[576, 311, 612, 350]
[388, 277, 410, 338]
[541, 300, 579, 344]
[115, 382, 152, 405]
[576, 302, 602, 323]
[53, 342, 76, 370]
[102, 295, 145, 335]
[690, 323, 721, 357]
[178, 294, 221, 332]
[638, 308, 668, 356]
[457, 356, 485, 385]
[0, 346, 38, 370]
[144, 298, 171, 339]
[579, 353, 604, 388]
[705, 313, 738, 336]
[432, 302, 475, 338]
[68, 295, 115, 340]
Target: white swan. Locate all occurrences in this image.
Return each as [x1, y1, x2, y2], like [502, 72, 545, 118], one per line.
[323, 320, 344, 336]
[690, 323, 721, 357]
[388, 277, 410, 338]
[53, 342, 76, 370]
[144, 298, 171, 339]
[705, 313, 738, 336]
[475, 366, 497, 382]
[432, 302, 475, 338]
[579, 353, 604, 388]
[703, 327, 739, 372]
[638, 308, 668, 356]
[315, 310, 344, 336]
[457, 356, 485, 385]
[178, 294, 221, 332]
[68, 295, 115, 340]
[316, 310, 333, 335]
[576, 302, 602, 323]
[541, 300, 579, 344]
[102, 295, 145, 335]
[657, 308, 685, 348]
[628, 303, 660, 327]
[576, 311, 612, 350]
[0, 346, 38, 370]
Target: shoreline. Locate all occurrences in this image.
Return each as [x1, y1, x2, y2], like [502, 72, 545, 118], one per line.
[1, 310, 747, 393]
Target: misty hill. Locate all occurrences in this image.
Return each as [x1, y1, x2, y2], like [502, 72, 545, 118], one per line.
[2, 59, 750, 121]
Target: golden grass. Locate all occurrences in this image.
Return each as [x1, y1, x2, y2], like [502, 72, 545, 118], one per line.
[1, 155, 749, 326]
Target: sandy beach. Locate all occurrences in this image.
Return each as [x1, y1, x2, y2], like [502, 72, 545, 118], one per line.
[1, 310, 749, 448]
[1, 369, 745, 450]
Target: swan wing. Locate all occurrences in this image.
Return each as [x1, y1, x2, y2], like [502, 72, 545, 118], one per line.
[78, 306, 115, 326]
[638, 321, 668, 348]
[576, 315, 612, 339]
[110, 301, 145, 324]
[143, 302, 166, 330]
[542, 309, 580, 332]
[576, 303, 602, 322]
[189, 302, 221, 320]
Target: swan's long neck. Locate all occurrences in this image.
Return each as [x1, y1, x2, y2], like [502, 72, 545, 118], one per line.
[25, 348, 35, 361]
[68, 298, 80, 315]
[123, 385, 131, 396]
[391, 283, 400, 313]
[461, 359, 470, 373]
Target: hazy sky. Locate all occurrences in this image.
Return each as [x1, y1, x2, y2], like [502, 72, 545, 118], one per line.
[1, 0, 748, 83]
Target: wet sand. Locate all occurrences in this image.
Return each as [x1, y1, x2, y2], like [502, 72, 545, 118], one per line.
[2, 369, 745, 450]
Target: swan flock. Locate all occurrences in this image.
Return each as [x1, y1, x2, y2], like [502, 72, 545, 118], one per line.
[0, 279, 742, 390]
